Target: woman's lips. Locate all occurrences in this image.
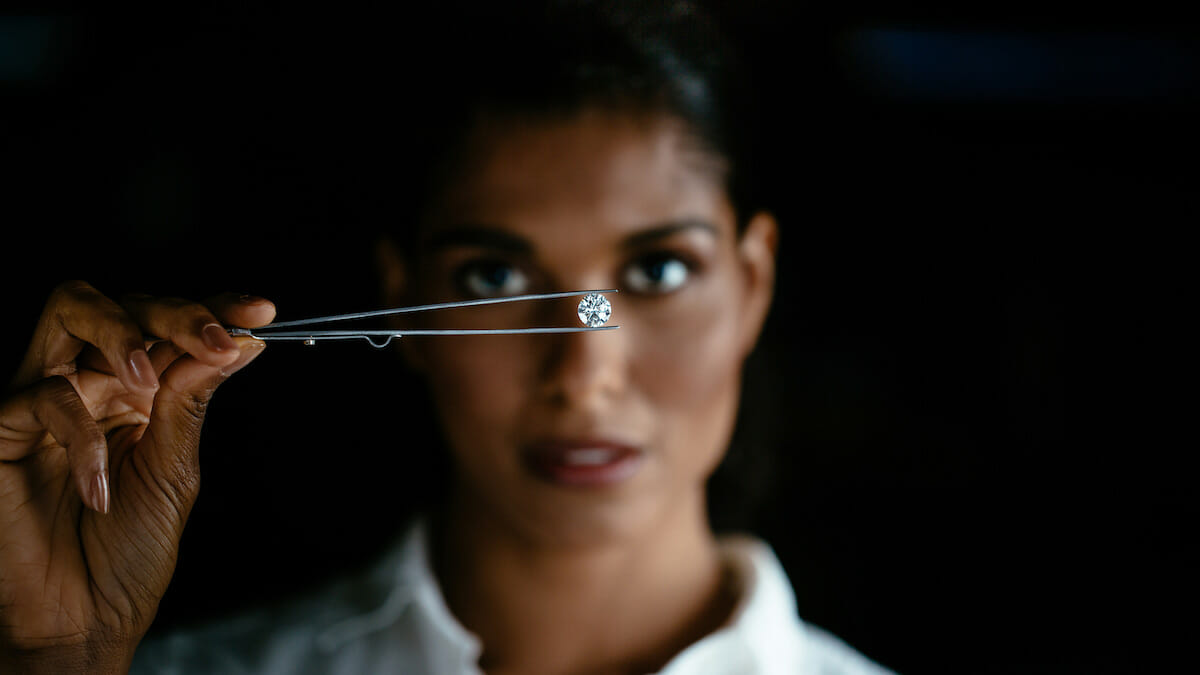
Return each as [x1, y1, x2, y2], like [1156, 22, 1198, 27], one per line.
[523, 439, 644, 487]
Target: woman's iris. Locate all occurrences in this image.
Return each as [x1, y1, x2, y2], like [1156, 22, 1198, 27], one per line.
[625, 255, 689, 294]
[458, 260, 528, 298]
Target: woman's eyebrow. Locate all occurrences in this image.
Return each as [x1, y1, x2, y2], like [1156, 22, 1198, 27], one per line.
[423, 226, 533, 254]
[422, 219, 719, 253]
[621, 218, 720, 249]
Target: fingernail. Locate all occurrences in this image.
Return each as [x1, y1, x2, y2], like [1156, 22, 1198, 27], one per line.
[92, 471, 110, 514]
[203, 323, 238, 352]
[238, 294, 268, 305]
[128, 350, 159, 389]
[219, 341, 265, 377]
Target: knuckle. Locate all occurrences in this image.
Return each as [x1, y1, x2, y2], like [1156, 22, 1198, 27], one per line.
[179, 300, 219, 324]
[47, 280, 101, 316]
[203, 291, 244, 314]
[33, 377, 103, 444]
[44, 280, 89, 319]
[161, 379, 218, 428]
[50, 279, 96, 303]
[35, 374, 78, 406]
[98, 306, 139, 335]
[47, 281, 134, 337]
[177, 312, 220, 344]
[180, 388, 213, 422]
[150, 298, 217, 339]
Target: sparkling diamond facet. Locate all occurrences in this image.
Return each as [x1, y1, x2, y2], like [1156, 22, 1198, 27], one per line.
[577, 293, 611, 327]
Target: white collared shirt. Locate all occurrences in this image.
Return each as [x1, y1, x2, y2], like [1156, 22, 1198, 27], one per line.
[132, 520, 894, 674]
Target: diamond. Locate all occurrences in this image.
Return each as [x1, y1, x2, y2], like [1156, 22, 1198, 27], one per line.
[577, 293, 611, 327]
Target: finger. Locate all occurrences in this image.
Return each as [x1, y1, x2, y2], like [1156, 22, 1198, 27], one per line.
[111, 295, 273, 378]
[204, 293, 277, 329]
[219, 337, 268, 378]
[11, 280, 159, 394]
[147, 340, 186, 377]
[145, 332, 263, 378]
[133, 340, 265, 515]
[121, 294, 242, 368]
[0, 376, 109, 513]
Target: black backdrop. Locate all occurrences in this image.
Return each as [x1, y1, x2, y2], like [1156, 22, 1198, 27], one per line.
[2, 4, 1196, 673]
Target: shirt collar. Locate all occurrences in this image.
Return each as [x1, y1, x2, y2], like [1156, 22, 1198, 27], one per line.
[315, 519, 482, 664]
[659, 534, 808, 672]
[316, 521, 806, 671]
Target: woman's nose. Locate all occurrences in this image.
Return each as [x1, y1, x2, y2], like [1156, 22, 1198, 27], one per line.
[538, 306, 628, 409]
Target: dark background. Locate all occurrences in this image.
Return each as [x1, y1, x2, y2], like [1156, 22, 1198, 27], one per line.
[2, 3, 1195, 673]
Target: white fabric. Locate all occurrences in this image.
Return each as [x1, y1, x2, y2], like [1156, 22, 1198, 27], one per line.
[132, 520, 894, 674]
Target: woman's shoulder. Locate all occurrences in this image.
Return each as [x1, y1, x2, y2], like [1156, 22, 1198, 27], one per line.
[796, 622, 897, 675]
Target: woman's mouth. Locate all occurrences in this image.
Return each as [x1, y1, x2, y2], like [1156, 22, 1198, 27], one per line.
[523, 439, 644, 487]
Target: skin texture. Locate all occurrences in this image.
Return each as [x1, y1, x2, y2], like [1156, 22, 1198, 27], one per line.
[0, 285, 274, 673]
[378, 109, 778, 674]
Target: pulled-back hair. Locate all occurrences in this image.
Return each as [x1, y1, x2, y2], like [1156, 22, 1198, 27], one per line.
[342, 0, 761, 238]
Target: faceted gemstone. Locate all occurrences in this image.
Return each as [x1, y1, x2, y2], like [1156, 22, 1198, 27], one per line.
[577, 293, 612, 327]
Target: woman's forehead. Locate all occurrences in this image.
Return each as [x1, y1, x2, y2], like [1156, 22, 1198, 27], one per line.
[421, 110, 735, 246]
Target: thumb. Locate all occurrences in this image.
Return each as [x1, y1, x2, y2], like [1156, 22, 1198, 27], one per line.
[132, 339, 265, 516]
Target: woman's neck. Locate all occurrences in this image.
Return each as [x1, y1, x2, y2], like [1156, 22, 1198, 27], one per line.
[432, 487, 734, 675]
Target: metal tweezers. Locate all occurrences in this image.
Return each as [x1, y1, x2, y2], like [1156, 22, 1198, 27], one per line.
[226, 289, 618, 349]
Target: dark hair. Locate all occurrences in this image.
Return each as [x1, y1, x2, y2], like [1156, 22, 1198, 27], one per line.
[341, 0, 762, 242]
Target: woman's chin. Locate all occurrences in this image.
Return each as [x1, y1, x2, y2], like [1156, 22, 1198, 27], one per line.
[502, 474, 670, 550]
[526, 503, 666, 550]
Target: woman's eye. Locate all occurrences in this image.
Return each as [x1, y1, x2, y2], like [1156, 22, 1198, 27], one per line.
[455, 260, 529, 298]
[623, 254, 690, 294]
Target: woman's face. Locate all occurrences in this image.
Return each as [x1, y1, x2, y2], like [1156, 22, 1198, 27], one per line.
[385, 109, 776, 547]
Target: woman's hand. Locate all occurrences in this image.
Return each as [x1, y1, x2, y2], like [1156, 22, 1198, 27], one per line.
[0, 281, 274, 674]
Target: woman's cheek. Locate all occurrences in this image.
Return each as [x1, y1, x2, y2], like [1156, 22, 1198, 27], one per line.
[631, 291, 745, 456]
[633, 273, 744, 396]
[423, 339, 530, 449]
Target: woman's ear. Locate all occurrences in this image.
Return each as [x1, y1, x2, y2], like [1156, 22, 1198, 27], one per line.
[736, 211, 779, 357]
[374, 236, 427, 371]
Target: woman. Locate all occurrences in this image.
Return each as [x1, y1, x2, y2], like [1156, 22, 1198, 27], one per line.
[0, 2, 893, 673]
